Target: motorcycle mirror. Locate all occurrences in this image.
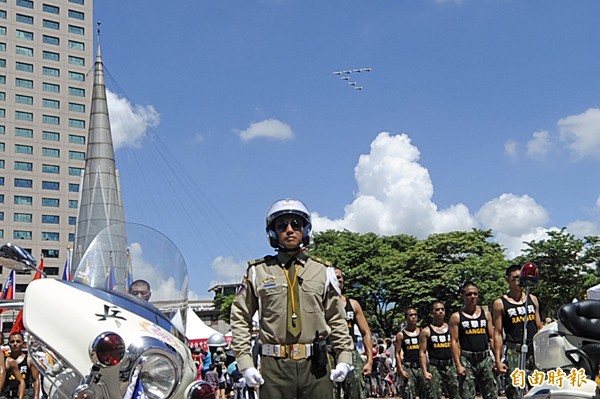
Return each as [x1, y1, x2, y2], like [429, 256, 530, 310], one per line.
[519, 261, 540, 287]
[0, 242, 38, 271]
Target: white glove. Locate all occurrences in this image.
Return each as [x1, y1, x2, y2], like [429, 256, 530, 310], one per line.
[243, 367, 264, 387]
[330, 362, 354, 382]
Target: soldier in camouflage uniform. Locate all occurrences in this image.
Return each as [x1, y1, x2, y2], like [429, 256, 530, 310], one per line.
[333, 267, 374, 399]
[493, 265, 543, 399]
[396, 308, 428, 399]
[419, 301, 459, 399]
[450, 281, 497, 399]
[230, 199, 355, 399]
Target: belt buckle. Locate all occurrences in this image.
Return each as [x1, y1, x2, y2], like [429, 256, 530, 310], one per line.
[289, 344, 306, 360]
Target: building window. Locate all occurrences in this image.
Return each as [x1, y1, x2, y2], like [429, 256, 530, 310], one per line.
[0, 75, 4, 84]
[15, 62, 33, 72]
[68, 119, 84, 129]
[68, 71, 85, 81]
[69, 166, 82, 176]
[17, 0, 34, 8]
[68, 183, 79, 192]
[15, 30, 33, 40]
[14, 230, 32, 240]
[43, 19, 60, 30]
[15, 144, 33, 154]
[69, 150, 85, 160]
[15, 94, 33, 105]
[68, 25, 84, 35]
[42, 197, 59, 207]
[42, 131, 59, 141]
[42, 232, 59, 241]
[0, 212, 3, 221]
[0, 59, 4, 67]
[42, 147, 60, 157]
[42, 181, 59, 190]
[42, 115, 59, 125]
[14, 213, 32, 222]
[16, 127, 33, 137]
[16, 14, 33, 24]
[14, 161, 33, 171]
[68, 199, 77, 208]
[68, 10, 84, 20]
[42, 82, 59, 93]
[0, 108, 4, 117]
[69, 103, 85, 113]
[68, 40, 84, 51]
[68, 233, 75, 242]
[0, 92, 4, 100]
[42, 99, 60, 109]
[14, 178, 32, 188]
[0, 176, 3, 185]
[42, 35, 59, 46]
[15, 45, 33, 56]
[0, 125, 4, 135]
[0, 10, 5, 19]
[68, 55, 84, 66]
[69, 0, 84, 4]
[68, 216, 76, 225]
[0, 27, 4, 35]
[68, 87, 84, 97]
[68, 134, 85, 144]
[15, 111, 33, 121]
[16, 78, 33, 89]
[42, 66, 60, 77]
[0, 42, 5, 52]
[14, 195, 33, 205]
[43, 4, 60, 14]
[42, 215, 59, 224]
[43, 50, 59, 61]
[41, 249, 60, 258]
[0, 142, 3, 151]
[41, 164, 59, 173]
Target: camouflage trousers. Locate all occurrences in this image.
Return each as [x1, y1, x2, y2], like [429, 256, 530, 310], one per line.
[504, 346, 535, 399]
[335, 349, 366, 399]
[427, 361, 460, 399]
[404, 366, 429, 399]
[458, 354, 497, 399]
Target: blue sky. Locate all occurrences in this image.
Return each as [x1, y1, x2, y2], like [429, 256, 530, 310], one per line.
[94, 1, 600, 299]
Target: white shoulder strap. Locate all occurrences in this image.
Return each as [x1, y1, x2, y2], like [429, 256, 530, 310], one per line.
[325, 266, 341, 298]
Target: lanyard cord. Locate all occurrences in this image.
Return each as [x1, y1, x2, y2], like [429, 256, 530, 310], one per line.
[283, 263, 299, 315]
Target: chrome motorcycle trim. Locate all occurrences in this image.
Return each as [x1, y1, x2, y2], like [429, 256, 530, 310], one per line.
[89, 332, 126, 367]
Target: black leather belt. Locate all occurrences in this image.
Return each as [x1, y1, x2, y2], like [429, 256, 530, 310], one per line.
[506, 342, 533, 351]
[403, 361, 420, 369]
[462, 350, 489, 361]
[429, 358, 453, 366]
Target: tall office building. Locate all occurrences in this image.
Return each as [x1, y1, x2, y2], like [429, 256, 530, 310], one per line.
[0, 0, 93, 299]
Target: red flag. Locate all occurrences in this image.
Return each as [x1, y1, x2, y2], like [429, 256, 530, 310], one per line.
[0, 270, 16, 314]
[10, 259, 45, 334]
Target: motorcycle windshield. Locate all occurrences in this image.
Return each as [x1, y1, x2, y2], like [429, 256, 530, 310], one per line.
[72, 223, 189, 336]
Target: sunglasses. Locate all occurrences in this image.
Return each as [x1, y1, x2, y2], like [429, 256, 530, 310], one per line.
[434, 308, 445, 311]
[275, 219, 303, 233]
[465, 292, 478, 297]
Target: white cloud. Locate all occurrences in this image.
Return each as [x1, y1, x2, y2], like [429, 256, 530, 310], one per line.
[209, 256, 247, 288]
[476, 193, 549, 236]
[311, 132, 597, 260]
[193, 133, 204, 144]
[504, 140, 518, 159]
[566, 220, 600, 237]
[526, 130, 552, 159]
[596, 196, 600, 209]
[106, 89, 160, 150]
[558, 108, 600, 159]
[237, 118, 294, 142]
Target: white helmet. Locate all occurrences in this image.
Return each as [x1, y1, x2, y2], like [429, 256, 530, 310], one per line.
[265, 198, 312, 249]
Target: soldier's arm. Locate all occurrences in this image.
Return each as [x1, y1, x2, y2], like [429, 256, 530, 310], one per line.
[350, 298, 373, 375]
[230, 267, 259, 371]
[0, 351, 6, 393]
[394, 331, 405, 374]
[449, 312, 462, 368]
[419, 326, 430, 374]
[7, 358, 25, 399]
[492, 297, 505, 366]
[531, 294, 544, 331]
[485, 308, 495, 351]
[28, 356, 41, 399]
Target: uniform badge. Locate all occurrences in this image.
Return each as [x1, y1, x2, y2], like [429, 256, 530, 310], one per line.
[262, 275, 276, 288]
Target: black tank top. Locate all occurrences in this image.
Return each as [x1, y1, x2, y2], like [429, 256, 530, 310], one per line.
[401, 329, 420, 363]
[6, 354, 31, 394]
[344, 299, 357, 342]
[501, 296, 538, 344]
[458, 309, 490, 352]
[427, 324, 452, 360]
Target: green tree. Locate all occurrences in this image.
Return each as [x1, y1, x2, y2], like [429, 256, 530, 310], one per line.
[514, 228, 600, 319]
[214, 292, 236, 322]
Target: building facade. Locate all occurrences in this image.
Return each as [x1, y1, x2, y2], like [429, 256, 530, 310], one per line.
[0, 0, 93, 298]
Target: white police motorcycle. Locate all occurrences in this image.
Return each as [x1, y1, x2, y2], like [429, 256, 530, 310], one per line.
[0, 223, 209, 399]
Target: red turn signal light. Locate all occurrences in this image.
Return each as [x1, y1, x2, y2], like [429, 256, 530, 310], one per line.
[90, 332, 126, 367]
[519, 262, 540, 287]
[186, 381, 216, 399]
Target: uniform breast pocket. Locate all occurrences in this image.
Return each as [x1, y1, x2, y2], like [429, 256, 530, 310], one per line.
[300, 281, 324, 313]
[257, 284, 286, 318]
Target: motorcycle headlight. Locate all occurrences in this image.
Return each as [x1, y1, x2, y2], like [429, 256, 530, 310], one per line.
[138, 353, 177, 399]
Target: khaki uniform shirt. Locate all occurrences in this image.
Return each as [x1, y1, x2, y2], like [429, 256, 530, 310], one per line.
[230, 251, 354, 371]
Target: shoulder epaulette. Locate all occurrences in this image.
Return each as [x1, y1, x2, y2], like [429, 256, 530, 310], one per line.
[247, 255, 275, 267]
[307, 254, 333, 267]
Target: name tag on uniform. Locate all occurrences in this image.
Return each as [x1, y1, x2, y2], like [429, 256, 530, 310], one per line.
[262, 276, 276, 289]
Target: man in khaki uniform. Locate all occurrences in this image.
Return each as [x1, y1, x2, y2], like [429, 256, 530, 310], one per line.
[231, 198, 354, 399]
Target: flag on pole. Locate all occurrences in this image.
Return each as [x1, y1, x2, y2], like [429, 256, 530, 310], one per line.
[106, 253, 117, 290]
[62, 247, 72, 281]
[124, 367, 146, 399]
[11, 258, 45, 334]
[33, 257, 45, 280]
[125, 249, 133, 293]
[0, 270, 16, 314]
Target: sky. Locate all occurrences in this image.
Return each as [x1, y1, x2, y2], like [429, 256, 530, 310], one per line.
[93, 1, 600, 299]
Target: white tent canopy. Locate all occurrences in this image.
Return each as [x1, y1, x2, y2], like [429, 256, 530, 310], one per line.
[587, 283, 600, 300]
[186, 309, 220, 343]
